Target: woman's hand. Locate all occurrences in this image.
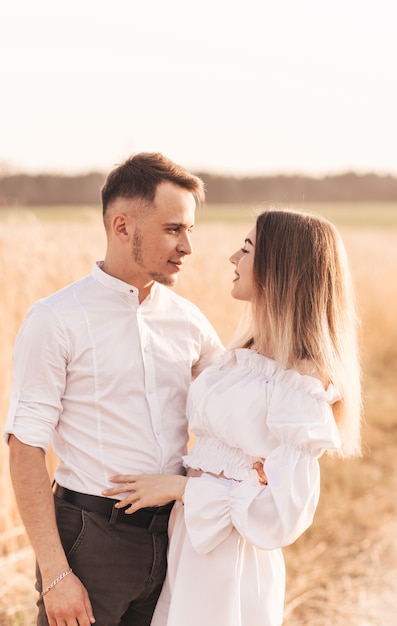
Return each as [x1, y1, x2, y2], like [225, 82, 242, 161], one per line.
[102, 474, 188, 513]
[253, 459, 268, 485]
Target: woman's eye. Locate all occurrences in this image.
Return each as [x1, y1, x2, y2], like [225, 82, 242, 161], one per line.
[241, 248, 249, 254]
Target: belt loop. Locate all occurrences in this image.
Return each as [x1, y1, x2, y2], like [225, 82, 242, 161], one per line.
[148, 513, 170, 534]
[108, 503, 119, 530]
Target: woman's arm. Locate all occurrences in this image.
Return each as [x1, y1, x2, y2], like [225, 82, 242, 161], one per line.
[103, 473, 188, 512]
[103, 460, 267, 512]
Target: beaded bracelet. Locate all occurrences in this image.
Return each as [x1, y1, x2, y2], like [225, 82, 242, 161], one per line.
[40, 568, 73, 597]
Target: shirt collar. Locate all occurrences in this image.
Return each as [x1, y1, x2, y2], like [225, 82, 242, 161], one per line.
[92, 261, 157, 302]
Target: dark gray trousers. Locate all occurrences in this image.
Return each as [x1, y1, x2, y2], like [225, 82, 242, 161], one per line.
[35, 495, 169, 626]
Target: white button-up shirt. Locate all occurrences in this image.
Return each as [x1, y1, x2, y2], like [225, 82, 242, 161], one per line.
[4, 263, 223, 496]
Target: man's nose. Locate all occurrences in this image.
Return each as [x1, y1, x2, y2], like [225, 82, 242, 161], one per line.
[177, 232, 193, 255]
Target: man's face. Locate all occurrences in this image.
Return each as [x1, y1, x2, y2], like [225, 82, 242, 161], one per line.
[130, 181, 196, 290]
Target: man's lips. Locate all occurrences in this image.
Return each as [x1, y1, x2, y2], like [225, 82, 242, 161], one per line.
[168, 260, 184, 270]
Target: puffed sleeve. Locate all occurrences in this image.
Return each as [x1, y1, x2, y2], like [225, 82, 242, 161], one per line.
[3, 302, 69, 450]
[183, 377, 341, 554]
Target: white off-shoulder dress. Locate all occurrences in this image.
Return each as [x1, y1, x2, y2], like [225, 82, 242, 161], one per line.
[151, 349, 341, 626]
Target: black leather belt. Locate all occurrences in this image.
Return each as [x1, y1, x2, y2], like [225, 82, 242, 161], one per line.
[53, 483, 174, 531]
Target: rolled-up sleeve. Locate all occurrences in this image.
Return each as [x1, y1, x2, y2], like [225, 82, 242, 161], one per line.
[4, 302, 69, 450]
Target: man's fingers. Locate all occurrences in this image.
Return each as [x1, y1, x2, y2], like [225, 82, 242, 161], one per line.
[83, 593, 96, 624]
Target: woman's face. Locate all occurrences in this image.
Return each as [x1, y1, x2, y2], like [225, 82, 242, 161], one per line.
[229, 225, 256, 301]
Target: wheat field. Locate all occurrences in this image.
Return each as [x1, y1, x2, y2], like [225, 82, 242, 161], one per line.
[1, 205, 396, 625]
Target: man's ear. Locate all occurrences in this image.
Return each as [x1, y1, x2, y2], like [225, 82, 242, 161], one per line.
[112, 213, 132, 239]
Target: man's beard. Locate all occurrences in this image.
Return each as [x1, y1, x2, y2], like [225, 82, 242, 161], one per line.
[132, 229, 175, 287]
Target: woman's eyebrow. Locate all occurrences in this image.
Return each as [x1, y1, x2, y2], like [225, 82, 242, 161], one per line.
[245, 238, 254, 246]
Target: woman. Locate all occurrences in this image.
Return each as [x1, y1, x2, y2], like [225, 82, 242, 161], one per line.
[104, 208, 362, 626]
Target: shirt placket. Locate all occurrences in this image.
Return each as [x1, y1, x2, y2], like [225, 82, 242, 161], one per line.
[137, 305, 165, 470]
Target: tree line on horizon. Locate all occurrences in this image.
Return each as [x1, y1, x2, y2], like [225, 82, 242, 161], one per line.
[1, 170, 397, 207]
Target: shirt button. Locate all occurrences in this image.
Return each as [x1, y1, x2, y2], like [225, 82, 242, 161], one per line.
[129, 289, 134, 293]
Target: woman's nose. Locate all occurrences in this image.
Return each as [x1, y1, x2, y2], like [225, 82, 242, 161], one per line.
[229, 250, 239, 264]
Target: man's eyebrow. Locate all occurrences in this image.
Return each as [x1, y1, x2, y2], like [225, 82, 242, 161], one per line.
[163, 222, 194, 228]
[245, 238, 254, 246]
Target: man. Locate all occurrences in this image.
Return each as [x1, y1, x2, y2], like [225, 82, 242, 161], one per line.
[4, 153, 223, 626]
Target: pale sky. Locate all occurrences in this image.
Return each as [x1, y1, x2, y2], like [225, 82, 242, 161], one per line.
[1, 0, 396, 176]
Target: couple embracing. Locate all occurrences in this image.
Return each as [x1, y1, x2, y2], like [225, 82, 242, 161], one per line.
[4, 153, 361, 626]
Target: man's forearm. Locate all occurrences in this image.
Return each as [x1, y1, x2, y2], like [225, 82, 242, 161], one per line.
[9, 435, 69, 584]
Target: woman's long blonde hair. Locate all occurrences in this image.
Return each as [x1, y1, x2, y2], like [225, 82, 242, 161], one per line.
[228, 208, 362, 457]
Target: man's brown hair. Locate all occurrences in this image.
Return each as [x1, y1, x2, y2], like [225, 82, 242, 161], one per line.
[101, 152, 205, 215]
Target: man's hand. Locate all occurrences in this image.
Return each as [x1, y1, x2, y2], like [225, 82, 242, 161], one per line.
[43, 573, 95, 625]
